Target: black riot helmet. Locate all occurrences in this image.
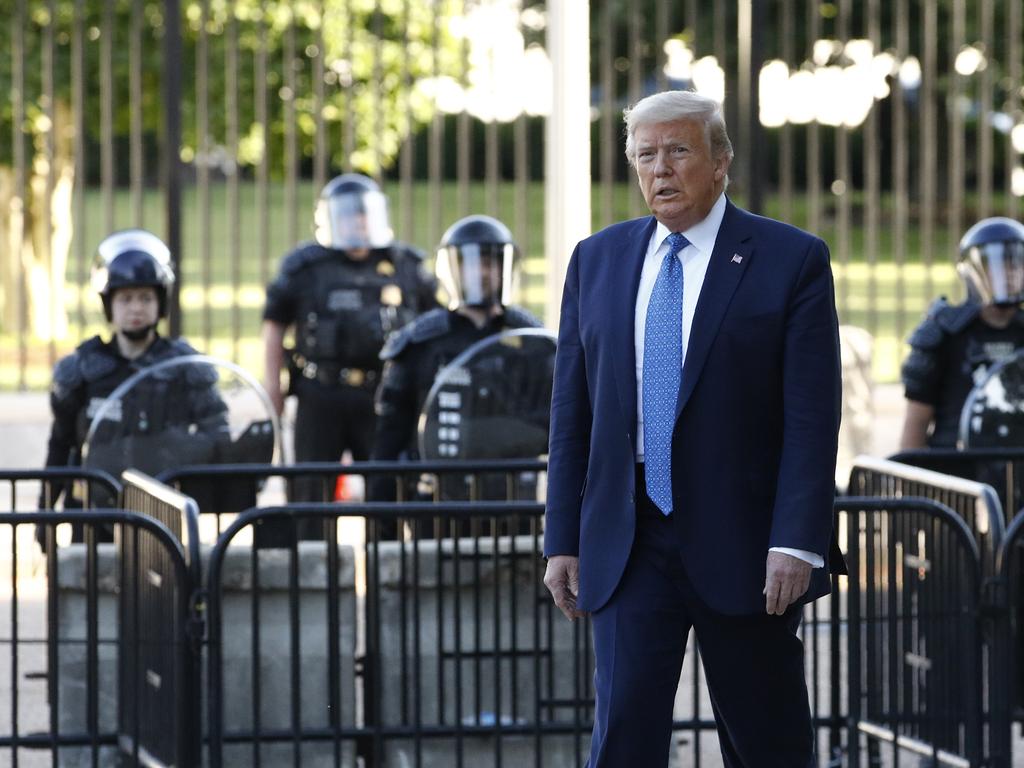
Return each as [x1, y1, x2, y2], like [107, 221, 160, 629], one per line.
[435, 215, 517, 310]
[91, 229, 175, 321]
[314, 173, 393, 250]
[957, 217, 1024, 307]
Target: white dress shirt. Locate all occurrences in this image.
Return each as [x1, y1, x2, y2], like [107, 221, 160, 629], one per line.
[633, 192, 823, 569]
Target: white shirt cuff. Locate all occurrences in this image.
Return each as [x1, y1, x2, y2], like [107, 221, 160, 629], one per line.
[769, 547, 824, 568]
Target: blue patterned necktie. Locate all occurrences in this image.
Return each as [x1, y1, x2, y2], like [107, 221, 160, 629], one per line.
[643, 232, 689, 515]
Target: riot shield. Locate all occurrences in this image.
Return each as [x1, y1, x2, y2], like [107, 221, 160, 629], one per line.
[959, 348, 1024, 709]
[416, 328, 555, 504]
[418, 328, 556, 461]
[958, 348, 1024, 449]
[83, 355, 280, 510]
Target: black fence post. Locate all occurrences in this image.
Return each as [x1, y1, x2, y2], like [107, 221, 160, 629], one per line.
[163, 0, 183, 337]
[736, 0, 765, 214]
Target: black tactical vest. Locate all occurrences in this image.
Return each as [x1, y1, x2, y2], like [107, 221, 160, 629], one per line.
[291, 245, 427, 370]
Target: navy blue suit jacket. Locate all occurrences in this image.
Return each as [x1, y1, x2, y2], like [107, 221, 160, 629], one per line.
[543, 200, 842, 616]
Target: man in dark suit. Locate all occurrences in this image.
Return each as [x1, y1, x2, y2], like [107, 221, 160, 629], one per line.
[542, 90, 842, 766]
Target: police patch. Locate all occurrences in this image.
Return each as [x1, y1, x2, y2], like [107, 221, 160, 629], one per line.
[328, 289, 362, 311]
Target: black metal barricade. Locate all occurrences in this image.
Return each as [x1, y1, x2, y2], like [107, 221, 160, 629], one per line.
[158, 459, 549, 535]
[13, 460, 1022, 765]
[201, 500, 853, 767]
[988, 512, 1024, 768]
[840, 497, 984, 766]
[122, 469, 202, 583]
[848, 456, 1005, 573]
[204, 501, 594, 768]
[0, 510, 192, 768]
[117, 470, 203, 767]
[890, 448, 1024, 527]
[0, 467, 122, 512]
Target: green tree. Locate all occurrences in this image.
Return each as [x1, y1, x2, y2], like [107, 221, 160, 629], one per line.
[0, 0, 465, 337]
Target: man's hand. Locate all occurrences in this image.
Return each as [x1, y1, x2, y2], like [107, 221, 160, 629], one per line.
[763, 551, 812, 616]
[261, 320, 288, 417]
[544, 555, 587, 622]
[266, 385, 285, 417]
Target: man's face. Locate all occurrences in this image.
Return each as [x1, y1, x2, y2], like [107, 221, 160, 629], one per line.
[337, 211, 369, 243]
[634, 118, 729, 232]
[338, 213, 371, 260]
[110, 286, 159, 332]
[477, 254, 503, 300]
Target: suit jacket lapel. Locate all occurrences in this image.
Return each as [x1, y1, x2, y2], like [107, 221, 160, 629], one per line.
[610, 217, 657, 452]
[676, 202, 753, 419]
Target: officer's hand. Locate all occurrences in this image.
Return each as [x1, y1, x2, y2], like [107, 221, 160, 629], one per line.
[763, 551, 812, 616]
[544, 555, 587, 621]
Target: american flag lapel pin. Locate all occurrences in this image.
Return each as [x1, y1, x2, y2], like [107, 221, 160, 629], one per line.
[731, 253, 743, 264]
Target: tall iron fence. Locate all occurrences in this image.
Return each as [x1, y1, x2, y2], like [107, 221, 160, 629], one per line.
[3, 0, 1024, 389]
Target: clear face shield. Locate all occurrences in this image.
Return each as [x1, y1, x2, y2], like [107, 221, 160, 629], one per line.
[958, 240, 1024, 307]
[314, 190, 393, 250]
[436, 243, 516, 309]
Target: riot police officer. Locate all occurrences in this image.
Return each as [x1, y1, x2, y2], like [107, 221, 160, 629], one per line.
[41, 229, 225, 534]
[262, 173, 439, 500]
[370, 214, 543, 485]
[900, 217, 1024, 449]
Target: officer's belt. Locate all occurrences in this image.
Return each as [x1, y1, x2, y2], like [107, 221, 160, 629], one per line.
[301, 361, 379, 388]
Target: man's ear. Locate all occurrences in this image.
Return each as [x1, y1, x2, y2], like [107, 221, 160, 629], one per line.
[714, 154, 731, 182]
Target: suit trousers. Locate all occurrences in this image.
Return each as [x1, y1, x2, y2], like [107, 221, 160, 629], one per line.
[586, 466, 814, 768]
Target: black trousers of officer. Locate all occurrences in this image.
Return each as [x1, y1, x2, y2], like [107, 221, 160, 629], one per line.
[286, 377, 376, 539]
[586, 465, 814, 767]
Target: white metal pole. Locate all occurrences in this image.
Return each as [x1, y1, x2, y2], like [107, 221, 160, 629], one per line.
[544, 0, 591, 329]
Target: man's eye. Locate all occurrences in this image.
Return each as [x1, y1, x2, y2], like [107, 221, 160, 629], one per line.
[673, 145, 687, 154]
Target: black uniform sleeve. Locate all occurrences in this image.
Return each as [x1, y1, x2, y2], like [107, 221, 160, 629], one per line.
[902, 328, 945, 405]
[369, 353, 421, 501]
[41, 356, 87, 509]
[190, 377, 230, 433]
[263, 258, 301, 325]
[415, 263, 441, 312]
[44, 396, 81, 470]
[45, 356, 86, 468]
[371, 355, 419, 462]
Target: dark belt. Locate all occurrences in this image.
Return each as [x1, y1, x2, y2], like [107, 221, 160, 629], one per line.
[301, 361, 379, 388]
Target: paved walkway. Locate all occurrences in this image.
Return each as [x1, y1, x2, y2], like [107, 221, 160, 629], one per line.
[0, 391, 50, 468]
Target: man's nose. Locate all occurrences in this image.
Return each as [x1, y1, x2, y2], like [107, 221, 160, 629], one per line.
[653, 151, 671, 175]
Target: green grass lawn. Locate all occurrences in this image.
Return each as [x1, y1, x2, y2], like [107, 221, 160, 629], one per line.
[1, 180, 978, 389]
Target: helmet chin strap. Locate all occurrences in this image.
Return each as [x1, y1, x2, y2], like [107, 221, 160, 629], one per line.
[120, 324, 156, 342]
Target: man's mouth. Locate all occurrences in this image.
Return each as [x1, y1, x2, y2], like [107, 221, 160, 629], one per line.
[655, 188, 678, 198]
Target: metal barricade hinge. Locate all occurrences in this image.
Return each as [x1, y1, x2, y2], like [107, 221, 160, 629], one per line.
[187, 588, 208, 650]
